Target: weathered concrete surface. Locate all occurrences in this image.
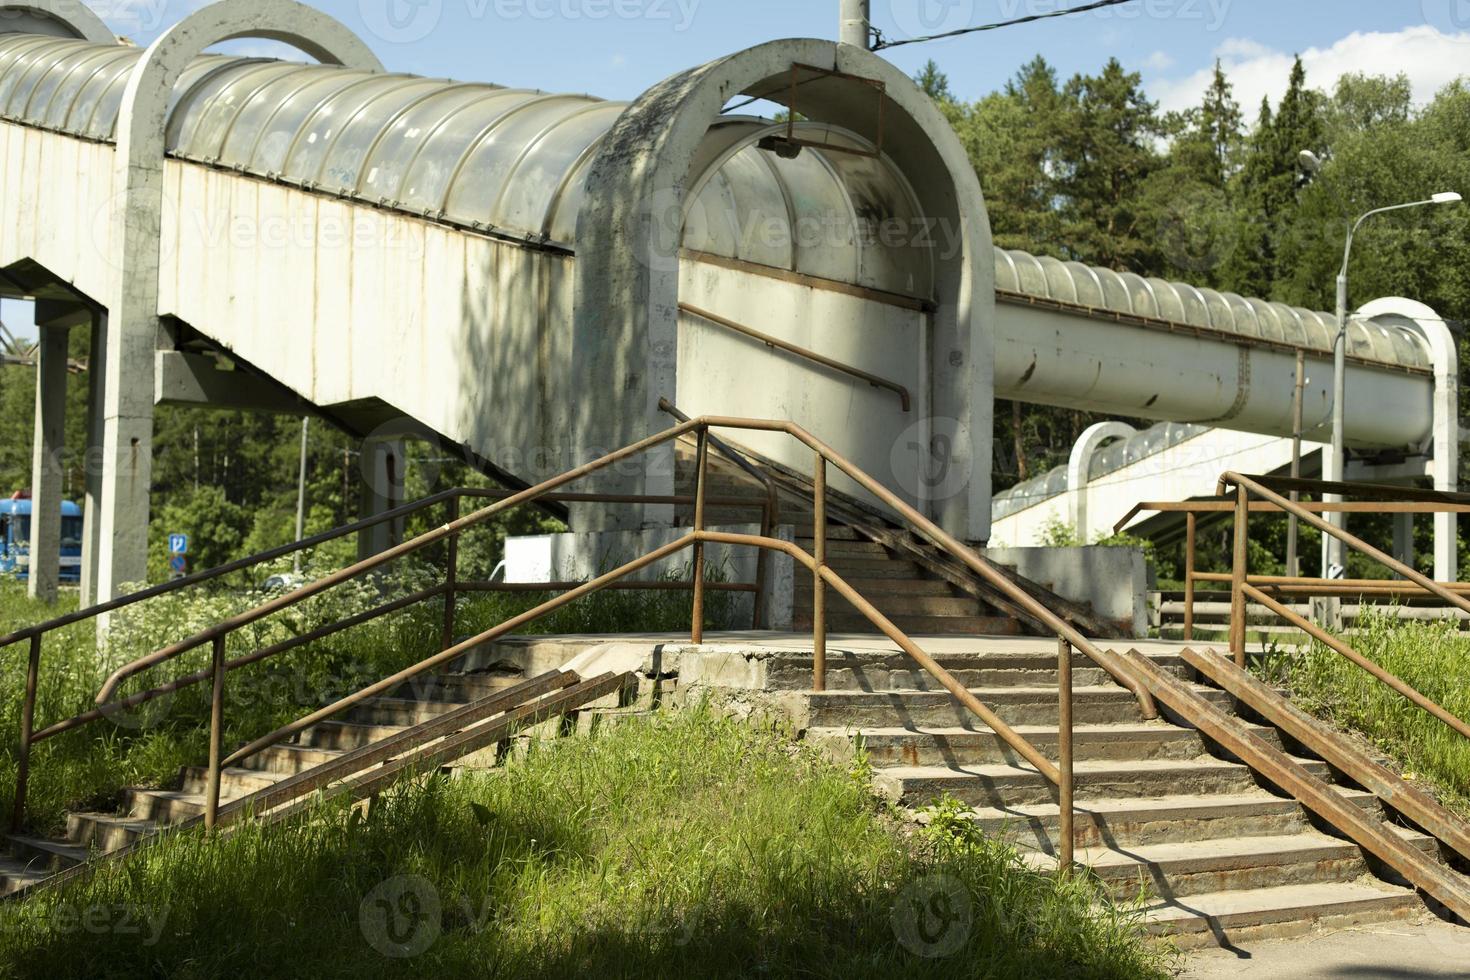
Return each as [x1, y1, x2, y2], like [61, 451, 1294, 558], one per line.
[1183, 912, 1469, 978]
[982, 545, 1148, 635]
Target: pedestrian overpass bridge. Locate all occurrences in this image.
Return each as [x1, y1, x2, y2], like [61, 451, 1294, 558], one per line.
[1, 0, 1456, 605]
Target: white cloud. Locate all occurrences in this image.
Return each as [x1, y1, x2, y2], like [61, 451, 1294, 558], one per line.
[1151, 26, 1470, 117]
[1142, 50, 1175, 71]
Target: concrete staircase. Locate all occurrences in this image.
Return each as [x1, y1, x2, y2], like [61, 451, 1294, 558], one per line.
[747, 641, 1459, 948]
[0, 666, 634, 896]
[673, 441, 1024, 636]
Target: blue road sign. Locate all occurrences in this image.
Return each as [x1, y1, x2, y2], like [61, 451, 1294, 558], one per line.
[169, 555, 188, 574]
[168, 533, 189, 555]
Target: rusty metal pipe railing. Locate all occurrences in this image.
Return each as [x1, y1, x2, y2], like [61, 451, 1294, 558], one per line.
[218, 538, 698, 774]
[1058, 638, 1074, 870]
[1220, 474, 1470, 620]
[701, 531, 1061, 783]
[658, 397, 779, 629]
[24, 415, 1097, 837]
[679, 305, 913, 412]
[1243, 584, 1470, 741]
[28, 586, 448, 746]
[694, 416, 1158, 719]
[93, 420, 707, 705]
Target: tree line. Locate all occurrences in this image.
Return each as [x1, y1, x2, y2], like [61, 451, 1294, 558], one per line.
[919, 53, 1470, 491]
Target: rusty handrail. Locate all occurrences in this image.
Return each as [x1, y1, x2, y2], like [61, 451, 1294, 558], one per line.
[17, 415, 1110, 841]
[1241, 584, 1470, 741]
[91, 421, 706, 704]
[1179, 471, 1470, 752]
[679, 305, 913, 412]
[1217, 472, 1470, 622]
[694, 416, 1158, 719]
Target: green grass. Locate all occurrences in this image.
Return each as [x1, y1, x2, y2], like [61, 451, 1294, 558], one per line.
[1255, 611, 1470, 814]
[0, 561, 735, 834]
[0, 708, 1174, 979]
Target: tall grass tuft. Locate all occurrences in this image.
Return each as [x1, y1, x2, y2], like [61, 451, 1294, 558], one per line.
[0, 708, 1174, 979]
[1259, 610, 1470, 813]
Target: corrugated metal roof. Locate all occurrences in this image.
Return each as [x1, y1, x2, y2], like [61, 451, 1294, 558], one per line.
[995, 247, 1432, 370]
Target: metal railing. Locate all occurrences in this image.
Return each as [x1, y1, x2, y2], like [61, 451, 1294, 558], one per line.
[3, 416, 1151, 869]
[1210, 473, 1470, 742]
[678, 304, 913, 411]
[1116, 484, 1470, 642]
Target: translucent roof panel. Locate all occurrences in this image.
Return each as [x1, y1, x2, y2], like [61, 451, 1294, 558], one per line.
[0, 35, 1430, 350]
[994, 247, 1431, 371]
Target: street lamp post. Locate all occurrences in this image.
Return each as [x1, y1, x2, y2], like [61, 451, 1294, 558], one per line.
[1297, 150, 1461, 578]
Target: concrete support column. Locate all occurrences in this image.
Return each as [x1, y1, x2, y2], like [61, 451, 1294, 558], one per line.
[94, 0, 382, 606]
[80, 313, 106, 607]
[357, 438, 405, 560]
[93, 312, 155, 599]
[26, 317, 70, 602]
[1392, 512, 1415, 575]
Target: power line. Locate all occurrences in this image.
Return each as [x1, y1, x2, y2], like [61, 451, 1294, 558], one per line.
[873, 0, 1137, 50]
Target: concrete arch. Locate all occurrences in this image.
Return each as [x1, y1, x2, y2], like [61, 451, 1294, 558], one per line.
[1068, 421, 1137, 540]
[571, 37, 995, 541]
[1358, 297, 1459, 581]
[0, 2, 114, 43]
[93, 0, 382, 601]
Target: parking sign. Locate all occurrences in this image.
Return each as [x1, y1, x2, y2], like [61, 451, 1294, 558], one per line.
[168, 533, 189, 555]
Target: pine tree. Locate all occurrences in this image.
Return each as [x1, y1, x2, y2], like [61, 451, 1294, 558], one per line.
[1052, 58, 1162, 270]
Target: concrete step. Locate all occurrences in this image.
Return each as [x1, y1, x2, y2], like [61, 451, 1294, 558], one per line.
[1140, 880, 1423, 949]
[123, 788, 210, 823]
[791, 524, 865, 541]
[298, 719, 408, 750]
[346, 697, 458, 727]
[811, 723, 1243, 767]
[64, 812, 159, 853]
[795, 592, 980, 618]
[179, 766, 286, 799]
[874, 756, 1334, 808]
[818, 558, 925, 580]
[0, 854, 55, 896]
[389, 672, 526, 703]
[763, 648, 1189, 692]
[808, 685, 1229, 728]
[6, 835, 89, 872]
[766, 650, 1188, 692]
[794, 538, 891, 557]
[802, 612, 1023, 636]
[960, 787, 1382, 851]
[235, 743, 346, 776]
[1051, 830, 1438, 902]
[795, 577, 956, 596]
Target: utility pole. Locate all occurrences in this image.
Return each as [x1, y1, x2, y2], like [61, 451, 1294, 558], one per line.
[1286, 351, 1304, 577]
[293, 417, 309, 575]
[840, 0, 870, 48]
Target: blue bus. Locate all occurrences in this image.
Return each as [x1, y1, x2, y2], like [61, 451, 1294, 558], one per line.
[0, 494, 83, 583]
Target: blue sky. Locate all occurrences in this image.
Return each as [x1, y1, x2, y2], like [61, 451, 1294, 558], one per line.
[6, 1, 1465, 339]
